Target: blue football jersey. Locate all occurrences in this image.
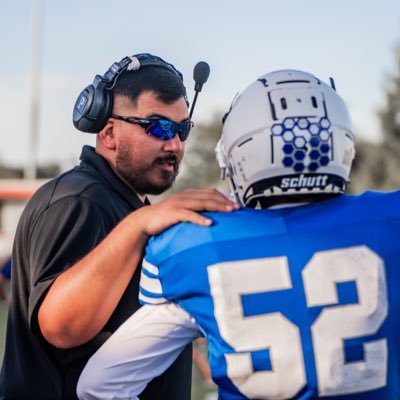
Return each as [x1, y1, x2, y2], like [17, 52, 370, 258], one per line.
[139, 191, 400, 400]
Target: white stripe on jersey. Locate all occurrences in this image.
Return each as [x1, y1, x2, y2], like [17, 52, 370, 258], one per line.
[139, 270, 163, 294]
[142, 259, 160, 276]
[139, 291, 168, 305]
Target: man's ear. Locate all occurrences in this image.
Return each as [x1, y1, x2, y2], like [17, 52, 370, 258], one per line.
[98, 119, 117, 150]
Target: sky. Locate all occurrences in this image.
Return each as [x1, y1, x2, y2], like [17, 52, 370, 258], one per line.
[1, 0, 400, 171]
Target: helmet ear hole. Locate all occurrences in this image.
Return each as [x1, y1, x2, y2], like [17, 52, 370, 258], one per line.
[311, 96, 318, 108]
[219, 69, 355, 206]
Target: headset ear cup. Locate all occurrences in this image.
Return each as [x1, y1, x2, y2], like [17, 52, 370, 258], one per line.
[93, 89, 113, 132]
[72, 79, 113, 133]
[72, 84, 96, 132]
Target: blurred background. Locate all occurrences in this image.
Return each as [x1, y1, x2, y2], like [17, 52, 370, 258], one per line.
[1, 1, 400, 398]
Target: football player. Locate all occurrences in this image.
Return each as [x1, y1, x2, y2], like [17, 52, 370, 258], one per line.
[77, 69, 399, 400]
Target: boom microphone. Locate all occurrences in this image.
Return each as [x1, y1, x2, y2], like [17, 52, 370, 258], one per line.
[193, 61, 210, 92]
[189, 61, 210, 119]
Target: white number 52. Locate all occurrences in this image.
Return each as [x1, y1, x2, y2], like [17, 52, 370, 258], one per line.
[207, 246, 388, 399]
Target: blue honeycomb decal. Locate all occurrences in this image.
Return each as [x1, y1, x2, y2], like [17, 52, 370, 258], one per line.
[283, 157, 294, 167]
[294, 150, 306, 160]
[283, 144, 294, 154]
[271, 117, 332, 172]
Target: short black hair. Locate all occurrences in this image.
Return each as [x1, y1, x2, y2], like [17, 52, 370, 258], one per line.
[113, 66, 188, 107]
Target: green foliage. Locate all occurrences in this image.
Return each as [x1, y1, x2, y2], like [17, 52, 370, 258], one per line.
[350, 139, 400, 193]
[377, 45, 400, 143]
[350, 43, 400, 193]
[0, 162, 60, 179]
[36, 163, 61, 178]
[0, 165, 23, 179]
[170, 112, 225, 193]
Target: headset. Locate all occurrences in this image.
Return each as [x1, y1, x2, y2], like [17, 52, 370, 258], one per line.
[72, 53, 184, 133]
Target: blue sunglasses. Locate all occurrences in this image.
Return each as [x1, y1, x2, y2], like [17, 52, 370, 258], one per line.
[111, 114, 194, 141]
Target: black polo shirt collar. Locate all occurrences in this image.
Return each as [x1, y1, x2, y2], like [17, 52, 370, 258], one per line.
[79, 145, 149, 209]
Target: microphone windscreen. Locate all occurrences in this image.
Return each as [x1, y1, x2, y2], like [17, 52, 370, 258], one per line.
[193, 62, 210, 88]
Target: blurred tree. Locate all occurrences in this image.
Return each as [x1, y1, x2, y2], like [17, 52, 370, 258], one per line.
[378, 45, 400, 143]
[349, 140, 386, 193]
[0, 162, 60, 179]
[0, 165, 23, 179]
[345, 138, 400, 194]
[36, 163, 61, 178]
[170, 112, 225, 193]
[350, 43, 400, 193]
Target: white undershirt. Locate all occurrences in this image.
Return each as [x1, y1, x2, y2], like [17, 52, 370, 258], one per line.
[77, 303, 199, 400]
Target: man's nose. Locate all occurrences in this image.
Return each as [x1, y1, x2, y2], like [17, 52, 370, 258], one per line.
[163, 133, 184, 152]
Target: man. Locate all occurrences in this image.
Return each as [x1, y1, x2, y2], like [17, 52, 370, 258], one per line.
[77, 69, 399, 399]
[0, 53, 238, 400]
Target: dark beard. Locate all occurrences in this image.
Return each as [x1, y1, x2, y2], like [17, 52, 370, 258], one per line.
[116, 150, 179, 195]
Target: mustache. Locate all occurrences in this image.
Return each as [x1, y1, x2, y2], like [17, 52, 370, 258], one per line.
[154, 154, 179, 165]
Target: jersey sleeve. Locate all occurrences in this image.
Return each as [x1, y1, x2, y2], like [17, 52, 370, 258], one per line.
[138, 221, 212, 306]
[139, 258, 169, 305]
[77, 303, 200, 400]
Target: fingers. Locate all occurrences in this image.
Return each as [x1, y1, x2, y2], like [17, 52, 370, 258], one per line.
[136, 207, 212, 236]
[175, 188, 240, 212]
[136, 188, 240, 236]
[177, 209, 213, 227]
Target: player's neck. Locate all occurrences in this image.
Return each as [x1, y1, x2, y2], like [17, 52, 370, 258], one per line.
[257, 193, 342, 209]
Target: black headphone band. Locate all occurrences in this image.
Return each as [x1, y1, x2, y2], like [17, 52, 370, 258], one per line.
[99, 53, 184, 90]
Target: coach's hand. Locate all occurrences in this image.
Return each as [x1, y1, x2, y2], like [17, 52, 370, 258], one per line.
[136, 188, 240, 236]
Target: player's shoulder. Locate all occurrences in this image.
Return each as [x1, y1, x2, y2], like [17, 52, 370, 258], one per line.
[345, 190, 400, 214]
[146, 208, 258, 262]
[314, 190, 400, 226]
[146, 215, 214, 261]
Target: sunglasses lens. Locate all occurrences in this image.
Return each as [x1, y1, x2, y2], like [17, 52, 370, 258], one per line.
[146, 120, 191, 141]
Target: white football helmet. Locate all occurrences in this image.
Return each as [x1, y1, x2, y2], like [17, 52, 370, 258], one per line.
[216, 69, 356, 206]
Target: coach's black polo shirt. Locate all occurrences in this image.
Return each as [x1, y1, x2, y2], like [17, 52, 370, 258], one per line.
[0, 145, 192, 400]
